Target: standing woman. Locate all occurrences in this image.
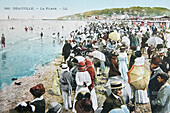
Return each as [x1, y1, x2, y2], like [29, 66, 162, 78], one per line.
[117, 47, 129, 82]
[72, 61, 92, 113]
[133, 51, 150, 104]
[85, 59, 98, 111]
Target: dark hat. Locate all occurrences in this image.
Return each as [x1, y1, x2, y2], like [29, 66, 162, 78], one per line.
[30, 84, 45, 97]
[135, 51, 142, 57]
[103, 45, 107, 48]
[120, 46, 126, 51]
[151, 57, 161, 65]
[112, 52, 119, 57]
[81, 98, 94, 112]
[130, 46, 136, 50]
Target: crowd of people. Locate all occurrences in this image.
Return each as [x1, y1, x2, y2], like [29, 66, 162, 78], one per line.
[12, 20, 170, 113]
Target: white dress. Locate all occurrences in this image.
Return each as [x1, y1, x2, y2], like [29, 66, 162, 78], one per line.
[134, 56, 149, 104]
[118, 52, 129, 82]
[72, 71, 92, 113]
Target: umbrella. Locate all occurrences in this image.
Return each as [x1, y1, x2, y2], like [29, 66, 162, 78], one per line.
[92, 50, 106, 62]
[74, 56, 85, 62]
[127, 65, 151, 90]
[146, 36, 163, 46]
[109, 32, 120, 41]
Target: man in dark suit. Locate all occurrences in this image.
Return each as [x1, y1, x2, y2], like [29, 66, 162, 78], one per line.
[101, 81, 125, 113]
[157, 50, 169, 73]
[148, 57, 163, 113]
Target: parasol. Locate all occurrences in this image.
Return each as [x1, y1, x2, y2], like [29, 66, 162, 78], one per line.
[92, 50, 106, 62]
[146, 36, 163, 46]
[109, 32, 120, 41]
[127, 65, 151, 90]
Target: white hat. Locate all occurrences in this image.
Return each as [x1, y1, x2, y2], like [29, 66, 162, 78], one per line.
[109, 81, 124, 89]
[70, 53, 75, 57]
[93, 45, 98, 49]
[61, 64, 68, 69]
[159, 49, 164, 54]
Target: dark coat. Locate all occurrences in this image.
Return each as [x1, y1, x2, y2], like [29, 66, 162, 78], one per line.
[109, 58, 121, 77]
[148, 67, 163, 113]
[128, 52, 137, 70]
[101, 49, 112, 66]
[62, 42, 72, 61]
[30, 99, 45, 113]
[101, 94, 125, 113]
[158, 56, 169, 73]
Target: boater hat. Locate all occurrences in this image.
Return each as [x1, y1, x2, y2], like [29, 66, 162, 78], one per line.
[109, 81, 124, 89]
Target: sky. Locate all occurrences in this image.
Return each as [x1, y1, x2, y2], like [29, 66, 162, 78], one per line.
[0, 0, 170, 19]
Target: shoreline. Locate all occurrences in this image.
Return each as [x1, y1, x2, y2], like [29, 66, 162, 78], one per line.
[0, 54, 64, 113]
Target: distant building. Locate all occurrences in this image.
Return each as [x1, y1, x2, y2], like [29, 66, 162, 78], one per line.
[152, 15, 170, 21]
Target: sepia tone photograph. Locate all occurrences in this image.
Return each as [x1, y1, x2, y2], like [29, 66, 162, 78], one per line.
[0, 0, 170, 113]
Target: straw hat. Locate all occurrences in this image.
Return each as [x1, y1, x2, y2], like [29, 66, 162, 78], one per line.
[109, 81, 124, 89]
[159, 49, 164, 54]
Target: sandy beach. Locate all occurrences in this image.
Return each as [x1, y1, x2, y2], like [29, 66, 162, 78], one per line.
[0, 20, 169, 113]
[0, 54, 64, 113]
[0, 50, 158, 113]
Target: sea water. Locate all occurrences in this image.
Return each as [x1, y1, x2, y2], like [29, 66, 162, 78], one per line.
[0, 19, 86, 89]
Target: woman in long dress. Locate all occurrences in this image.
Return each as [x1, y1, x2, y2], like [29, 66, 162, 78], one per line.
[72, 62, 92, 113]
[85, 59, 98, 111]
[117, 47, 129, 82]
[133, 51, 149, 104]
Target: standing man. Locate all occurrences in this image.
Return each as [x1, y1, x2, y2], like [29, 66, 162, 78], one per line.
[62, 40, 72, 61]
[1, 34, 5, 48]
[59, 63, 73, 111]
[151, 72, 170, 113]
[101, 81, 126, 113]
[158, 50, 169, 73]
[52, 33, 56, 43]
[148, 57, 163, 113]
